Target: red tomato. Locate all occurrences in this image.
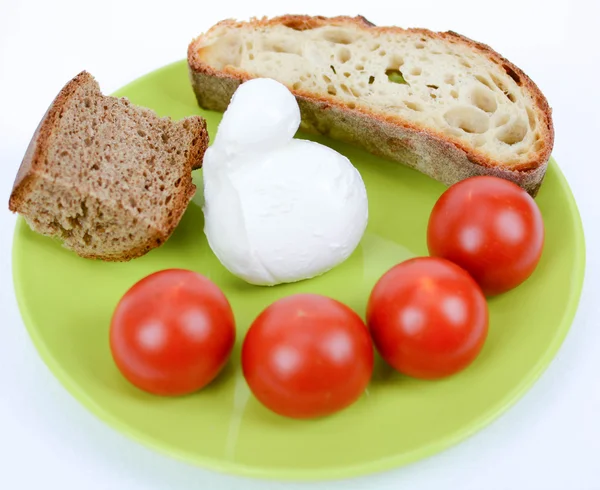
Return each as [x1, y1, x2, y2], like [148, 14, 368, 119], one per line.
[367, 257, 488, 379]
[242, 294, 373, 419]
[427, 176, 544, 295]
[110, 269, 235, 396]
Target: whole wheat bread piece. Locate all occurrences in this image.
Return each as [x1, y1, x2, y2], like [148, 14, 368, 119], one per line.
[188, 15, 554, 195]
[9, 71, 209, 261]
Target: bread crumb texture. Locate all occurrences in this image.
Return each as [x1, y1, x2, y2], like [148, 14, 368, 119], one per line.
[192, 16, 552, 169]
[10, 72, 208, 261]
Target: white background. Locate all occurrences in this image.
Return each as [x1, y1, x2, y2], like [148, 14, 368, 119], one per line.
[1, 0, 599, 488]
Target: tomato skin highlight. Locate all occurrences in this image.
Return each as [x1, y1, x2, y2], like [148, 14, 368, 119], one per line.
[367, 257, 488, 379]
[427, 176, 544, 295]
[110, 269, 235, 396]
[242, 294, 374, 419]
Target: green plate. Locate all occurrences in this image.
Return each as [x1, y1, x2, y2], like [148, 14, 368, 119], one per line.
[12, 60, 585, 480]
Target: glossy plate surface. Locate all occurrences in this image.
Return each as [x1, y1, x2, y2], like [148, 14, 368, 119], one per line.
[12, 61, 585, 480]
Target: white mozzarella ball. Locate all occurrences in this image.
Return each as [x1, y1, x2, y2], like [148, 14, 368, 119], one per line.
[215, 78, 300, 156]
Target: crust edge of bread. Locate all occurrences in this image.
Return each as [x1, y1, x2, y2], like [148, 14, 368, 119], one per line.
[187, 14, 554, 196]
[8, 71, 210, 262]
[9, 71, 94, 215]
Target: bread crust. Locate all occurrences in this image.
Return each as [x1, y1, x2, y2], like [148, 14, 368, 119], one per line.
[9, 71, 94, 214]
[9, 71, 209, 261]
[188, 15, 554, 195]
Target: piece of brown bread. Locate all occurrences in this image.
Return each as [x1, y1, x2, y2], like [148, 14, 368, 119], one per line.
[9, 71, 209, 261]
[188, 15, 554, 195]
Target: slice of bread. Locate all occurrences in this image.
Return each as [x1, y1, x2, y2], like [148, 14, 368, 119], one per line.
[9, 71, 209, 261]
[188, 15, 554, 195]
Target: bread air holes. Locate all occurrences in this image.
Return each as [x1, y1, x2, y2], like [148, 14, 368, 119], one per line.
[490, 73, 517, 102]
[502, 63, 522, 85]
[475, 75, 494, 90]
[386, 69, 408, 85]
[494, 113, 510, 127]
[415, 38, 427, 49]
[322, 29, 355, 45]
[341, 83, 360, 97]
[444, 106, 490, 134]
[387, 54, 404, 70]
[471, 86, 497, 113]
[385, 54, 407, 85]
[427, 84, 439, 99]
[527, 107, 537, 129]
[263, 40, 301, 56]
[404, 100, 424, 111]
[336, 47, 351, 63]
[370, 43, 381, 52]
[496, 119, 527, 145]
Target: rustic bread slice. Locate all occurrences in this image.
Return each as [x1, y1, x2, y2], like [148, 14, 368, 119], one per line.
[9, 71, 209, 261]
[188, 15, 554, 195]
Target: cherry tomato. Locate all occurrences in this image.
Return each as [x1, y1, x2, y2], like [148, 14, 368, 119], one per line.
[242, 294, 373, 419]
[367, 257, 488, 379]
[110, 269, 235, 396]
[427, 176, 544, 295]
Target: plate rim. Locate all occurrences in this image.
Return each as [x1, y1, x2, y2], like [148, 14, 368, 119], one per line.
[11, 60, 587, 481]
